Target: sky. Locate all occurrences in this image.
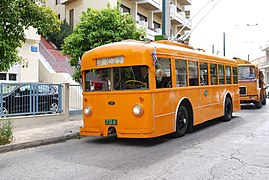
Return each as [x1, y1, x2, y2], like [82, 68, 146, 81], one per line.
[189, 0, 269, 60]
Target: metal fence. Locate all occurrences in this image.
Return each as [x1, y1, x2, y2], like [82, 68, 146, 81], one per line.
[0, 83, 63, 117]
[69, 84, 82, 114]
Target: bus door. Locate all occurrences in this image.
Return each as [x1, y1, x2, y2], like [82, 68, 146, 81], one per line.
[209, 64, 221, 119]
[188, 60, 202, 124]
[199, 62, 212, 122]
[153, 58, 174, 135]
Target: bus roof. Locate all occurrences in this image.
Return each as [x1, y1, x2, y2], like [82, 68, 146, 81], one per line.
[234, 58, 258, 68]
[81, 40, 238, 70]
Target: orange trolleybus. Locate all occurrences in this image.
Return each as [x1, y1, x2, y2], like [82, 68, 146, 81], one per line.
[235, 58, 266, 108]
[80, 39, 240, 138]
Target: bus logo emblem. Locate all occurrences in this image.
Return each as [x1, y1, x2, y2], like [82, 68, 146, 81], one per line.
[108, 101, 115, 105]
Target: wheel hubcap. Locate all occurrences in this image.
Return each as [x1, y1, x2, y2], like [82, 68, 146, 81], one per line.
[50, 103, 58, 112]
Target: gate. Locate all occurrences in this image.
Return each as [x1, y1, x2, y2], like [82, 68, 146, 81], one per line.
[0, 83, 63, 117]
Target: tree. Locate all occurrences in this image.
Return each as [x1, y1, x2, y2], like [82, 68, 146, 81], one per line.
[46, 20, 73, 50]
[62, 6, 144, 82]
[0, 0, 61, 71]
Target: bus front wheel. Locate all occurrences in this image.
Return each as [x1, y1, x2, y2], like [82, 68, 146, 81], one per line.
[171, 105, 188, 138]
[222, 98, 232, 122]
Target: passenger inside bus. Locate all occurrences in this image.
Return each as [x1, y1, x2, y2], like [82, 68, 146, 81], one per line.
[140, 66, 148, 86]
[201, 74, 209, 85]
[249, 68, 255, 78]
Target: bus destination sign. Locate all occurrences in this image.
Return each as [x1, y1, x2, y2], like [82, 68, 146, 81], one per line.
[96, 56, 124, 66]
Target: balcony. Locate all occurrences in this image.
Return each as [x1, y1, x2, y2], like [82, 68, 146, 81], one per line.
[137, 21, 162, 40]
[135, 0, 161, 11]
[177, 0, 192, 5]
[61, 0, 77, 5]
[184, 5, 191, 18]
[170, 5, 191, 30]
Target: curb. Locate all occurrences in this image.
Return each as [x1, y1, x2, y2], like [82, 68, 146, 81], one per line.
[0, 132, 80, 154]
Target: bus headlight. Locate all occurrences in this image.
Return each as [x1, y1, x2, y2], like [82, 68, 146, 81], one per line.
[84, 106, 92, 115]
[132, 104, 143, 116]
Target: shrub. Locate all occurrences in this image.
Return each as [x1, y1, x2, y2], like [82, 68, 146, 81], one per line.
[0, 120, 13, 145]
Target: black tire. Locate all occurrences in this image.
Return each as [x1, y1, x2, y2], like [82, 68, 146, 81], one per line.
[222, 98, 232, 122]
[262, 95, 266, 105]
[171, 105, 188, 138]
[255, 100, 262, 109]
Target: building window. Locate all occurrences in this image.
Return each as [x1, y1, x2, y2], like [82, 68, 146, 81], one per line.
[56, 0, 60, 5]
[9, 74, 17, 81]
[69, 9, 74, 29]
[0, 73, 7, 80]
[58, 14, 61, 19]
[137, 13, 147, 22]
[120, 4, 130, 14]
[154, 21, 161, 29]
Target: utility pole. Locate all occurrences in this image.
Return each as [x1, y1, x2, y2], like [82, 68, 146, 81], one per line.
[162, 0, 170, 37]
[212, 45, 215, 54]
[223, 32, 226, 56]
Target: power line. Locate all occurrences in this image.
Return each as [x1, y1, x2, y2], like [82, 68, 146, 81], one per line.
[170, 0, 214, 41]
[174, 0, 223, 42]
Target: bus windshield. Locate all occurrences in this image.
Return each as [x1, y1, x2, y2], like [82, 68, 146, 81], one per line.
[84, 65, 149, 92]
[238, 66, 256, 80]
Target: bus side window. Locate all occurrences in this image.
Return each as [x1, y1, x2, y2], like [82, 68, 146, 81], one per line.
[210, 64, 218, 85]
[200, 62, 208, 85]
[233, 66, 238, 84]
[226, 66, 231, 84]
[175, 59, 187, 87]
[155, 58, 171, 89]
[188, 61, 198, 86]
[218, 65, 225, 85]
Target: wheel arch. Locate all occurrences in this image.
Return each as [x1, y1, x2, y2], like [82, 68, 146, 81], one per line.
[223, 92, 233, 113]
[175, 97, 194, 132]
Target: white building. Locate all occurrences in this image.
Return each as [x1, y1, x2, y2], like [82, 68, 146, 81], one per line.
[251, 45, 269, 85]
[46, 0, 192, 41]
[0, 27, 40, 83]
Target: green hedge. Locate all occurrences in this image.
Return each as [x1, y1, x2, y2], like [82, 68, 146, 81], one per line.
[0, 120, 13, 145]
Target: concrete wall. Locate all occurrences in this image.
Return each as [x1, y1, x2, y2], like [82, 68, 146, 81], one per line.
[46, 0, 66, 21]
[39, 60, 82, 110]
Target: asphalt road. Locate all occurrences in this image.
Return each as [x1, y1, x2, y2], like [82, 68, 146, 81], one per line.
[1, 104, 269, 180]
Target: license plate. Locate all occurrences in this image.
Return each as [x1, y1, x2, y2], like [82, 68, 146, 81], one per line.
[105, 119, 117, 125]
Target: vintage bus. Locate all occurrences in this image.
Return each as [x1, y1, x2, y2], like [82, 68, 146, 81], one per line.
[80, 40, 240, 138]
[235, 58, 266, 108]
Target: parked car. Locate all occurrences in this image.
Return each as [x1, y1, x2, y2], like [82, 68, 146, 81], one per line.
[1, 84, 59, 116]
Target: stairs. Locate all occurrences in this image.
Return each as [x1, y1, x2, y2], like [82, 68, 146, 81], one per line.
[39, 36, 74, 75]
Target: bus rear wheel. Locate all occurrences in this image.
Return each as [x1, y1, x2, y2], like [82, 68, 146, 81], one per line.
[171, 105, 188, 138]
[222, 98, 232, 122]
[255, 100, 262, 109]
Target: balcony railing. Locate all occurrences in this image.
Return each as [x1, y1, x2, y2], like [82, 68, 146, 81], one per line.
[136, 0, 161, 11]
[177, 0, 192, 5]
[60, 0, 77, 5]
[137, 21, 162, 40]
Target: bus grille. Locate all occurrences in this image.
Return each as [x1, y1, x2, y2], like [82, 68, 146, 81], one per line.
[239, 86, 247, 95]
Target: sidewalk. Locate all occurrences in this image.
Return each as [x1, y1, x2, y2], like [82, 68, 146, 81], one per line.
[0, 114, 83, 153]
